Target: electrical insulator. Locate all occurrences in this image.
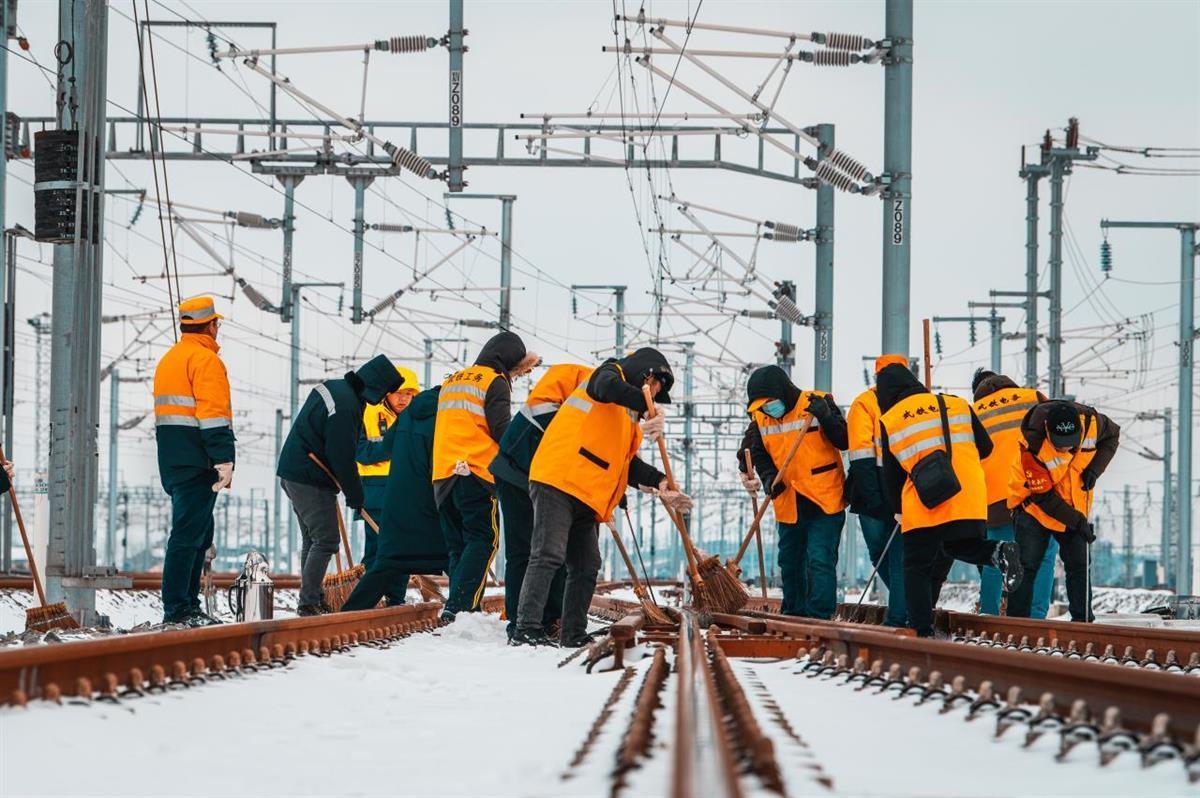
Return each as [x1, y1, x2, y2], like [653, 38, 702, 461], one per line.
[812, 159, 857, 193]
[370, 223, 415, 233]
[206, 30, 222, 68]
[772, 294, 804, 325]
[234, 211, 277, 229]
[827, 148, 872, 182]
[811, 50, 853, 67]
[764, 221, 801, 242]
[862, 367, 870, 387]
[374, 35, 436, 53]
[968, 320, 977, 346]
[571, 291, 578, 316]
[383, 141, 435, 179]
[1067, 117, 1079, 149]
[934, 329, 943, 356]
[821, 31, 870, 51]
[237, 278, 277, 312]
[1100, 240, 1112, 273]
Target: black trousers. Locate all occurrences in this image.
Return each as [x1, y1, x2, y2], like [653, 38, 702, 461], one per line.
[496, 479, 565, 632]
[342, 556, 411, 611]
[359, 505, 407, 605]
[1008, 513, 1092, 622]
[439, 476, 499, 613]
[904, 524, 997, 637]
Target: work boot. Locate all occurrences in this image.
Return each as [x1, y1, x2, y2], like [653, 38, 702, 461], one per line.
[508, 627, 557, 647]
[185, 612, 223, 627]
[439, 609, 457, 625]
[559, 628, 605, 648]
[297, 603, 330, 617]
[993, 541, 1025, 592]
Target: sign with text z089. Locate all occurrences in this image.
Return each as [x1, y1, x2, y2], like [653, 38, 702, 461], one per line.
[890, 198, 905, 245]
[450, 70, 463, 128]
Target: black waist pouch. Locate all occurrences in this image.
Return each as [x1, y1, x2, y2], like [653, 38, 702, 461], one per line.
[909, 395, 962, 509]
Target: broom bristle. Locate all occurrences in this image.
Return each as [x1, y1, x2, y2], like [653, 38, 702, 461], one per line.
[695, 555, 748, 613]
[633, 586, 673, 626]
[412, 574, 446, 602]
[26, 602, 80, 632]
[323, 564, 365, 612]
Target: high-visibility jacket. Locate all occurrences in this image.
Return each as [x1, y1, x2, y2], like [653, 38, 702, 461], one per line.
[153, 333, 235, 488]
[528, 366, 642, 522]
[520, 364, 595, 432]
[847, 387, 883, 468]
[491, 364, 594, 489]
[881, 392, 986, 533]
[433, 365, 503, 483]
[1009, 412, 1099, 532]
[973, 387, 1040, 505]
[750, 390, 846, 523]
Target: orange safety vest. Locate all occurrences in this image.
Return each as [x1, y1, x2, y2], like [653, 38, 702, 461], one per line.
[750, 391, 847, 523]
[519, 364, 594, 430]
[846, 387, 883, 468]
[974, 387, 1041, 505]
[432, 365, 503, 483]
[357, 403, 397, 478]
[1010, 412, 1098, 532]
[881, 392, 987, 533]
[153, 333, 233, 433]
[528, 366, 642, 522]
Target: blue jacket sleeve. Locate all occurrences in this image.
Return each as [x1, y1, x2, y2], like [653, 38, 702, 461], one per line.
[355, 422, 396, 466]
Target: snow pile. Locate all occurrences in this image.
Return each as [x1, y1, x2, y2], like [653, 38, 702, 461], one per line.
[438, 610, 508, 643]
[1091, 586, 1174, 615]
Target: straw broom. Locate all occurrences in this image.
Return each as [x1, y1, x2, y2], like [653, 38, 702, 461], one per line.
[605, 520, 672, 626]
[642, 385, 747, 613]
[306, 453, 365, 611]
[0, 446, 79, 632]
[735, 450, 770, 600]
[357, 506, 447, 603]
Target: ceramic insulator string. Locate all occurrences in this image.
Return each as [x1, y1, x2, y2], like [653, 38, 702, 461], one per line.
[827, 149, 872, 182]
[813, 160, 858, 193]
[765, 221, 802, 242]
[822, 32, 870, 51]
[374, 35, 433, 53]
[810, 50, 853, 67]
[383, 142, 435, 179]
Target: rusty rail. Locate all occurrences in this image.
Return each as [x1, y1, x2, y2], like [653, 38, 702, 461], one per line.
[0, 571, 304, 590]
[747, 613, 1200, 740]
[0, 602, 442, 705]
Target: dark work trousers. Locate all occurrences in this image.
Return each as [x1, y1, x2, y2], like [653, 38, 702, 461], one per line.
[497, 478, 566, 633]
[777, 507, 845, 620]
[516, 482, 601, 642]
[161, 472, 219, 621]
[439, 476, 499, 614]
[1008, 513, 1093, 622]
[904, 524, 998, 637]
[342, 556, 411, 611]
[282, 479, 342, 607]
[858, 514, 906, 626]
[359, 505, 407, 605]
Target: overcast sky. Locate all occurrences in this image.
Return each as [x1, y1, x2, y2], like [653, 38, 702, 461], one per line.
[4, 1, 1198, 558]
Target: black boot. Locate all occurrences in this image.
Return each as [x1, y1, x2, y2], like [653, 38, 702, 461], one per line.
[993, 541, 1025, 592]
[509, 627, 557, 647]
[297, 603, 330, 617]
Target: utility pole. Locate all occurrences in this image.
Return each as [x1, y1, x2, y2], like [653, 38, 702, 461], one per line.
[105, 371, 146, 567]
[445, 193, 517, 329]
[776, 280, 795, 376]
[346, 172, 374, 324]
[0, 1, 12, 571]
[931, 314, 1004, 373]
[1018, 155, 1048, 389]
[1123, 485, 1133, 587]
[811, 123, 835, 392]
[880, 0, 912, 356]
[423, 336, 467, 388]
[446, 0, 465, 192]
[1137, 409, 1174, 586]
[273, 407, 283, 570]
[571, 284, 627, 357]
[1102, 218, 1199, 594]
[27, 314, 51, 470]
[278, 174, 303, 321]
[682, 341, 695, 515]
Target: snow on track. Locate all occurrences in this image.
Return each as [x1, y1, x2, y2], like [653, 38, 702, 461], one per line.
[0, 613, 627, 798]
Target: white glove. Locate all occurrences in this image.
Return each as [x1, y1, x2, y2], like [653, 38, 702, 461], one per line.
[640, 413, 664, 443]
[1, 460, 13, 482]
[658, 480, 694, 515]
[454, 460, 472, 477]
[740, 470, 761, 493]
[212, 462, 234, 492]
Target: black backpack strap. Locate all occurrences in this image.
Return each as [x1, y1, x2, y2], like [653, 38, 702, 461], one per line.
[936, 394, 953, 464]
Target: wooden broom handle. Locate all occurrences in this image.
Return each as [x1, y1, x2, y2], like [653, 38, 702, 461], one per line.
[306, 452, 355, 564]
[0, 446, 46, 606]
[738, 449, 770, 600]
[641, 384, 703, 583]
[731, 415, 814, 566]
[606, 521, 648, 598]
[333, 500, 354, 565]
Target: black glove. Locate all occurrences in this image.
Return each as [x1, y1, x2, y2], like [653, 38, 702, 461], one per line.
[805, 394, 832, 421]
[1080, 522, 1096, 543]
[618, 494, 629, 510]
[768, 479, 787, 499]
[1080, 468, 1099, 492]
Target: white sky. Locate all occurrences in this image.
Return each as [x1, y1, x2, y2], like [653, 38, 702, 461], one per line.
[3, 0, 1199, 555]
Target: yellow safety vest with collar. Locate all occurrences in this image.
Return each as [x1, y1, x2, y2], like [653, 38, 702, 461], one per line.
[528, 366, 642, 522]
[847, 387, 883, 468]
[749, 390, 847, 523]
[881, 392, 987, 533]
[1012, 412, 1099, 532]
[433, 365, 503, 483]
[519, 364, 595, 431]
[358, 403, 398, 479]
[973, 387, 1040, 505]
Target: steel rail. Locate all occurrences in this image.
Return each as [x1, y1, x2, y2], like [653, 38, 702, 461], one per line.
[0, 602, 442, 705]
[0, 571, 303, 590]
[742, 612, 1200, 740]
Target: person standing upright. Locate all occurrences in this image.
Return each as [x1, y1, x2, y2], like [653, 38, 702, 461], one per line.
[354, 365, 420, 606]
[876, 363, 1023, 637]
[845, 355, 910, 626]
[433, 332, 539, 621]
[278, 355, 405, 616]
[743, 366, 848, 620]
[153, 296, 234, 626]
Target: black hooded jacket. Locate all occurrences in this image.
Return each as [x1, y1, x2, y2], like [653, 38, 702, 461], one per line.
[876, 364, 993, 523]
[277, 354, 404, 508]
[584, 347, 672, 490]
[473, 331, 527, 443]
[739, 366, 848, 518]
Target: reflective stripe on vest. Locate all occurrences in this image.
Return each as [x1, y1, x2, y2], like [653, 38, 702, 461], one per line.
[975, 387, 1041, 505]
[155, 395, 196, 407]
[432, 365, 502, 483]
[1024, 412, 1099, 532]
[314, 384, 336, 416]
[846, 388, 884, 468]
[156, 415, 199, 428]
[749, 390, 846, 522]
[358, 402, 397, 479]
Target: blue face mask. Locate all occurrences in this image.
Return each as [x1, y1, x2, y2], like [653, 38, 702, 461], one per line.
[762, 399, 787, 419]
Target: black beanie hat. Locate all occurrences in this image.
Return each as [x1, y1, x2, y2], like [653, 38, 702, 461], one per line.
[971, 368, 997, 394]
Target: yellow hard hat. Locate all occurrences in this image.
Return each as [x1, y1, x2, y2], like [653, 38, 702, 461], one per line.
[396, 365, 421, 392]
[179, 295, 224, 324]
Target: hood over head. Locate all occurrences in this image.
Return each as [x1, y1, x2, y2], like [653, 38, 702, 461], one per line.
[746, 365, 802, 412]
[406, 386, 440, 421]
[972, 368, 1019, 401]
[474, 331, 527, 374]
[617, 347, 674, 404]
[874, 354, 909, 374]
[353, 354, 404, 405]
[875, 363, 927, 413]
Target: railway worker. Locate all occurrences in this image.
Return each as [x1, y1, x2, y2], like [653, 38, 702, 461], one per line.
[845, 354, 911, 626]
[153, 296, 235, 626]
[970, 369, 1057, 616]
[353, 365, 421, 606]
[513, 347, 691, 647]
[342, 387, 449, 611]
[876, 363, 1024, 638]
[433, 331, 540, 622]
[488, 362, 594, 640]
[0, 458, 12, 492]
[742, 365, 848, 620]
[278, 354, 406, 616]
[1006, 400, 1120, 622]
